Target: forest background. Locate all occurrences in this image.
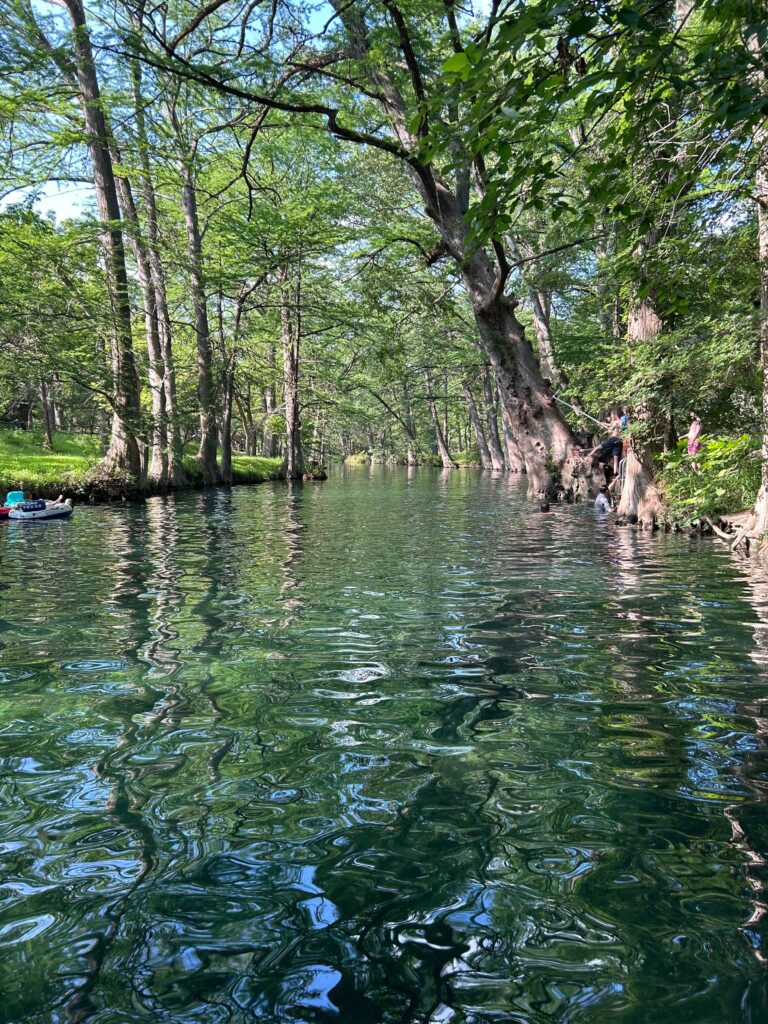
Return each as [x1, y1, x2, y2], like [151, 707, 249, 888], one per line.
[0, 0, 766, 529]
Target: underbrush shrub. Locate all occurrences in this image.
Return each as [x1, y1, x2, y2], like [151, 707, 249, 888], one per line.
[659, 434, 759, 525]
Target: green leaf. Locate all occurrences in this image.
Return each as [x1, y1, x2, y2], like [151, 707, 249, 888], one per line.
[442, 52, 470, 74]
[568, 15, 599, 37]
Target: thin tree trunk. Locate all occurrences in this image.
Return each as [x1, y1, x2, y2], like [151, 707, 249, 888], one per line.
[62, 0, 142, 482]
[52, 374, 64, 430]
[424, 368, 456, 468]
[39, 380, 53, 452]
[750, 33, 768, 536]
[506, 234, 567, 388]
[219, 369, 234, 484]
[462, 380, 492, 468]
[617, 291, 665, 525]
[217, 283, 233, 485]
[111, 145, 168, 488]
[442, 370, 450, 450]
[263, 345, 278, 457]
[130, 43, 184, 486]
[236, 387, 257, 456]
[529, 286, 565, 389]
[312, 413, 324, 462]
[480, 366, 505, 471]
[178, 163, 218, 484]
[279, 269, 304, 479]
[501, 405, 526, 473]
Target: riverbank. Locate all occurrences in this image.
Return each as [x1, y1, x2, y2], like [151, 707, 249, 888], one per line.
[0, 428, 292, 503]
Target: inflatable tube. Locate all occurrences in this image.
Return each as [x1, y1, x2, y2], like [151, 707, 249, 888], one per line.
[8, 503, 74, 521]
[0, 507, 10, 519]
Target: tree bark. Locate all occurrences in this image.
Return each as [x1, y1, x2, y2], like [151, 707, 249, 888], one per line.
[424, 367, 456, 468]
[179, 164, 218, 484]
[38, 379, 54, 452]
[506, 234, 567, 388]
[62, 0, 142, 482]
[750, 33, 768, 536]
[52, 375, 64, 430]
[111, 145, 168, 488]
[130, 42, 185, 486]
[501, 405, 526, 473]
[616, 446, 665, 526]
[219, 369, 234, 484]
[279, 269, 304, 479]
[462, 381, 491, 468]
[217, 283, 233, 485]
[480, 366, 505, 471]
[236, 386, 257, 456]
[263, 345, 279, 457]
[330, 0, 591, 494]
[616, 289, 666, 524]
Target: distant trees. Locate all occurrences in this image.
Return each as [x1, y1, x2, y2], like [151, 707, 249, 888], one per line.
[0, 0, 766, 526]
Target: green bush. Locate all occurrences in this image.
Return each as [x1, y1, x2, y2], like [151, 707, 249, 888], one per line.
[659, 434, 760, 525]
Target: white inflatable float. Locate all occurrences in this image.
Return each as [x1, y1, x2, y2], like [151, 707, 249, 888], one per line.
[8, 500, 74, 521]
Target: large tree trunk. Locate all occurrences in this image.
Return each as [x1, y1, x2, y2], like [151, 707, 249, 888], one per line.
[617, 446, 665, 526]
[424, 368, 456, 468]
[331, 1, 592, 495]
[480, 366, 505, 471]
[63, 0, 142, 482]
[462, 380, 492, 468]
[279, 270, 304, 479]
[471, 292, 588, 494]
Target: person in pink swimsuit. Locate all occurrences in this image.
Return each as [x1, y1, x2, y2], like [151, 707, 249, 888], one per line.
[681, 411, 702, 466]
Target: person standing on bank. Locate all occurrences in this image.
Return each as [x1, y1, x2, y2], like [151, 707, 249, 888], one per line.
[681, 411, 702, 469]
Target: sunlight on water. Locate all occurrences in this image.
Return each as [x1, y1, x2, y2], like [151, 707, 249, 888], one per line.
[0, 466, 767, 1023]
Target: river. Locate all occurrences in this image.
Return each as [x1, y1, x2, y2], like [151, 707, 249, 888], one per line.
[1, 466, 766, 1023]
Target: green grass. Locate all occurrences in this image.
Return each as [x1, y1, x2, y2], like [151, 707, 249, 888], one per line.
[182, 453, 283, 485]
[0, 427, 283, 497]
[0, 428, 102, 494]
[232, 455, 283, 483]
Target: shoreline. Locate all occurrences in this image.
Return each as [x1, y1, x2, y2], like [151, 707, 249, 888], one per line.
[1, 465, 327, 507]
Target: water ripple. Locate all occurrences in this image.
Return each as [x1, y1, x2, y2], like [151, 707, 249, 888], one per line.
[0, 468, 766, 1021]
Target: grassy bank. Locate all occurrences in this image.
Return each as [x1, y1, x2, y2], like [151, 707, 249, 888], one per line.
[0, 428, 284, 500]
[0, 429, 102, 495]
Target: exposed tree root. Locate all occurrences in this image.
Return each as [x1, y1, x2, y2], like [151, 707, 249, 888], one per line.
[616, 446, 665, 527]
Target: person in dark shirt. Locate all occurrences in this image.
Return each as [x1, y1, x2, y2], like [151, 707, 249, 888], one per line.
[586, 428, 623, 477]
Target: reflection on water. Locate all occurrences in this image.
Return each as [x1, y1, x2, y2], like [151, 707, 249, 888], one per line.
[0, 466, 767, 1023]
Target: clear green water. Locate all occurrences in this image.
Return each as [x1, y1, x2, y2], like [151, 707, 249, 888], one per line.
[1, 467, 767, 1023]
